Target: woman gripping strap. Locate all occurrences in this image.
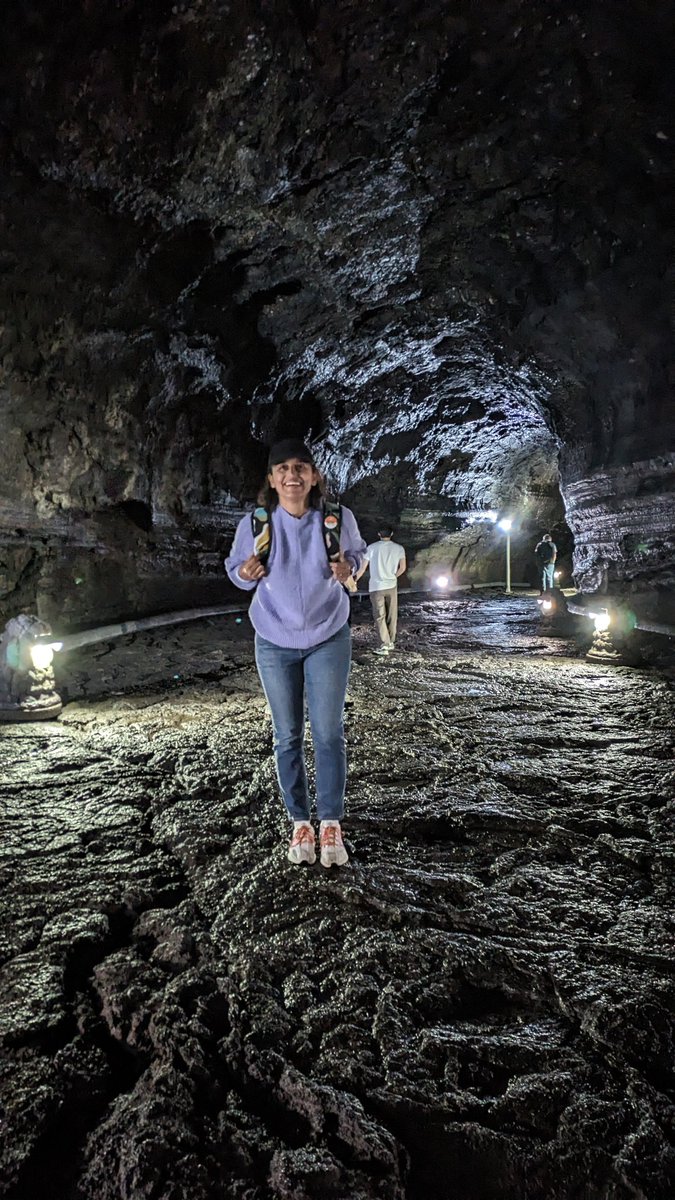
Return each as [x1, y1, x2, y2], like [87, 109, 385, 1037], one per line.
[225, 438, 366, 868]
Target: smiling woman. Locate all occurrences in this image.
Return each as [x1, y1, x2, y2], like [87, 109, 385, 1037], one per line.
[267, 455, 321, 515]
[225, 438, 366, 868]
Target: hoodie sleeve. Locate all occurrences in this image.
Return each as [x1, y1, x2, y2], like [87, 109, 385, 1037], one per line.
[225, 513, 258, 591]
[339, 506, 367, 576]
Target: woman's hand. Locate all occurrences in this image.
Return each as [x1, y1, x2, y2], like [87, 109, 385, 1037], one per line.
[238, 554, 266, 582]
[330, 556, 353, 585]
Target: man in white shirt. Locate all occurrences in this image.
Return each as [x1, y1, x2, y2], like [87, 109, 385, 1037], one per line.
[356, 526, 407, 655]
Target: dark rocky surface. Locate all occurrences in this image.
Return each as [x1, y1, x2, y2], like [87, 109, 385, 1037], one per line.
[1, 596, 673, 1199]
[1, 0, 673, 626]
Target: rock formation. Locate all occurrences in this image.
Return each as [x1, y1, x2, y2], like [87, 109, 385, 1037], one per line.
[0, 0, 673, 625]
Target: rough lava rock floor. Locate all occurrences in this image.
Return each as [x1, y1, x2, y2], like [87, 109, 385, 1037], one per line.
[1, 595, 673, 1200]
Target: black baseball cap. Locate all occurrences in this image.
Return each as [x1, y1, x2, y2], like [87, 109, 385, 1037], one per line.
[267, 438, 316, 468]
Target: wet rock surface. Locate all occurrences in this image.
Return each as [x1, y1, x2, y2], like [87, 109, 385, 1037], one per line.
[1, 596, 673, 1199]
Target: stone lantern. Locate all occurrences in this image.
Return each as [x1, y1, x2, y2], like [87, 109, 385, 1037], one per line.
[0, 614, 63, 721]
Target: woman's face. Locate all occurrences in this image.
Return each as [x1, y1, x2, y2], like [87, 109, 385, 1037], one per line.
[268, 457, 319, 510]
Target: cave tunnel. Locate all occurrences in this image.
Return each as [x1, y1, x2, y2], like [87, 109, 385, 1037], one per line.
[0, 2, 674, 1198]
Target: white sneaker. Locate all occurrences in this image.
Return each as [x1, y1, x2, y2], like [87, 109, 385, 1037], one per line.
[288, 823, 316, 865]
[320, 821, 349, 868]
[372, 645, 391, 656]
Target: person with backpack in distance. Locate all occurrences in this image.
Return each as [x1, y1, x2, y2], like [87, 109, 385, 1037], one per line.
[356, 525, 407, 655]
[534, 532, 557, 592]
[225, 439, 366, 868]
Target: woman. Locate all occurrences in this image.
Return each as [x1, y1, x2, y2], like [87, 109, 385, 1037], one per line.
[225, 438, 366, 868]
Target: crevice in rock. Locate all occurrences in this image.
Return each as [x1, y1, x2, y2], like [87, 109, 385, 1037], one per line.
[113, 499, 153, 532]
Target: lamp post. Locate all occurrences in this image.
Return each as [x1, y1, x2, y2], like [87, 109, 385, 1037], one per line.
[497, 517, 513, 593]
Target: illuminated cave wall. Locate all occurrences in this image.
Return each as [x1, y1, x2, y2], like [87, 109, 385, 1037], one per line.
[0, 0, 672, 626]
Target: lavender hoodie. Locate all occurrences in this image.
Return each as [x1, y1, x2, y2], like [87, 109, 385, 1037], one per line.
[225, 503, 366, 649]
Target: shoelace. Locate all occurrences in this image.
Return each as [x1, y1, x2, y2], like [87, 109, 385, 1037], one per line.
[291, 824, 314, 847]
[320, 825, 342, 848]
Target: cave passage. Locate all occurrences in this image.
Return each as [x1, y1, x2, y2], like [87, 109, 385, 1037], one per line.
[1, 596, 673, 1200]
[1, 0, 673, 631]
[1, 0, 674, 1195]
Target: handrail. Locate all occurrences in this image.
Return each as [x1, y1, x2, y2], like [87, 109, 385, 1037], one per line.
[39, 604, 247, 651]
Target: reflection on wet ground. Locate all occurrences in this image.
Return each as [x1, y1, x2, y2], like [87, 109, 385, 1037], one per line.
[1, 595, 673, 1199]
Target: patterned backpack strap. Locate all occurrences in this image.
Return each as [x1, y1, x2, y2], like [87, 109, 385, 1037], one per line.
[322, 500, 342, 562]
[323, 500, 357, 593]
[251, 505, 272, 565]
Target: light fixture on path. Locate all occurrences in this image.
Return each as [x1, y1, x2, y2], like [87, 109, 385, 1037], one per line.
[30, 641, 63, 671]
[586, 608, 622, 662]
[536, 589, 569, 622]
[0, 614, 63, 721]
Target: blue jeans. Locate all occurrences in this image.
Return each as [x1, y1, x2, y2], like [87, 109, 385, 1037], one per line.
[254, 623, 351, 821]
[541, 562, 555, 590]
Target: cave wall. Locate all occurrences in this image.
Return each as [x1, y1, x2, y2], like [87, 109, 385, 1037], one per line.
[0, 0, 673, 626]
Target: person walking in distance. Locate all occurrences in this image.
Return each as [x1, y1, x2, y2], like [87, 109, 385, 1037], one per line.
[225, 439, 366, 868]
[534, 532, 557, 592]
[356, 525, 407, 655]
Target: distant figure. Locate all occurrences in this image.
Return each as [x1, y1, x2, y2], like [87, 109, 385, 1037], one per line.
[356, 526, 407, 655]
[534, 533, 557, 591]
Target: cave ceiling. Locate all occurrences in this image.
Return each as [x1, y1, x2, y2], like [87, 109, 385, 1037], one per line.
[0, 0, 673, 623]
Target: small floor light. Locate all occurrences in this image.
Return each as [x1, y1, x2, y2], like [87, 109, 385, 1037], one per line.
[0, 614, 63, 721]
[30, 642, 59, 671]
[536, 588, 569, 625]
[435, 575, 450, 589]
[586, 608, 622, 663]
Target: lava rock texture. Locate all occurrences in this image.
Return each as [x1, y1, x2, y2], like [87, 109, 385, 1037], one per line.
[1, 600, 674, 1198]
[0, 0, 673, 625]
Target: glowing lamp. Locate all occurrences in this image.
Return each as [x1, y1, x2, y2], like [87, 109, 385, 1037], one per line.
[554, 570, 562, 580]
[542, 599, 553, 613]
[435, 575, 450, 589]
[497, 517, 512, 532]
[1, 615, 63, 721]
[586, 607, 620, 662]
[30, 643, 55, 670]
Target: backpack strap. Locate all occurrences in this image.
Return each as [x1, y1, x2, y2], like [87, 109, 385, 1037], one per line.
[323, 500, 357, 593]
[251, 500, 355, 590]
[322, 500, 342, 562]
[251, 503, 340, 564]
[251, 505, 272, 565]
